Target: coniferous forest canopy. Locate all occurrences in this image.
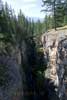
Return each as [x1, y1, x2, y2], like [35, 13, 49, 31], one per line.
[0, 0, 67, 100]
[0, 0, 67, 36]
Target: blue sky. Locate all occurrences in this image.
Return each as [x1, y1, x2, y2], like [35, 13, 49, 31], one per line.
[2, 0, 45, 20]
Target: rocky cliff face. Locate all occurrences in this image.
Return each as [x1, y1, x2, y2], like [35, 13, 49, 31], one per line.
[0, 55, 23, 100]
[42, 29, 67, 100]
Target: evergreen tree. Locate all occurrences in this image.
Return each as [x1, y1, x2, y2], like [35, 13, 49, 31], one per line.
[55, 4, 64, 27]
[42, 0, 57, 30]
[42, 0, 67, 29]
[64, 15, 67, 25]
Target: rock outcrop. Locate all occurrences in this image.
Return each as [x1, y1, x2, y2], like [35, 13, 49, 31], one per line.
[42, 29, 67, 100]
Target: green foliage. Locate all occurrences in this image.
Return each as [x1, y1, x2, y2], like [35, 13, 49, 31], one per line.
[0, 0, 44, 68]
[42, 0, 67, 30]
[34, 20, 43, 36]
[63, 15, 67, 25]
[55, 5, 64, 27]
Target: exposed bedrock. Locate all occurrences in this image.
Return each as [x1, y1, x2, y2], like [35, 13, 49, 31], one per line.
[42, 32, 67, 100]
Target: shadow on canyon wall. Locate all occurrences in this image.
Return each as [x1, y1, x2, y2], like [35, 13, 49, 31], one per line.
[0, 37, 60, 100]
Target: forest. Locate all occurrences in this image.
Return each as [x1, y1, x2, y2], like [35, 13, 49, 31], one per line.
[0, 0, 67, 100]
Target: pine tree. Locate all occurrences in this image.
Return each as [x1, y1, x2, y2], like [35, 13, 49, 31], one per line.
[42, 0, 67, 29]
[64, 15, 67, 25]
[55, 5, 64, 27]
[42, 0, 57, 30]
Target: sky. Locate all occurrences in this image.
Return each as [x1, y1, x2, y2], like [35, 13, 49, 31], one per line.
[2, 0, 45, 20]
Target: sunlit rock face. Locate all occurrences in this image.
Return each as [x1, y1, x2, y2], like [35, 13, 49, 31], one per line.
[42, 32, 67, 100]
[0, 55, 23, 100]
[44, 39, 59, 87]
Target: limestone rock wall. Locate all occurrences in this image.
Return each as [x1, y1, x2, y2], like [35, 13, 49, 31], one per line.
[42, 30, 67, 100]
